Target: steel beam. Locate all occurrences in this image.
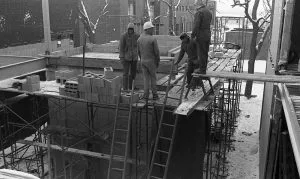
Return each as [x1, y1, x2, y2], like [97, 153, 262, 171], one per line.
[0, 58, 46, 81]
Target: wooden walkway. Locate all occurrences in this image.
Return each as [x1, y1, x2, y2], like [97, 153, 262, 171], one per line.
[172, 50, 241, 116]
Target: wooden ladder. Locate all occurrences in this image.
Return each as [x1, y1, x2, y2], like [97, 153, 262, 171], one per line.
[147, 62, 187, 179]
[107, 81, 135, 179]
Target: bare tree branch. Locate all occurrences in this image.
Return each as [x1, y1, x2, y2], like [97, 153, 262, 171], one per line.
[175, 0, 182, 9]
[159, 0, 171, 7]
[256, 24, 270, 53]
[93, 0, 109, 30]
[232, 1, 256, 24]
[252, 0, 260, 20]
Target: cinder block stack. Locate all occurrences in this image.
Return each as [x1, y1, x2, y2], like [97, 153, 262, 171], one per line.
[22, 75, 40, 92]
[77, 70, 122, 104]
[55, 70, 74, 84]
[64, 81, 79, 98]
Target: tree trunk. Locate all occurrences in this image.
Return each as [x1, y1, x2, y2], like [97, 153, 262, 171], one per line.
[244, 23, 259, 98]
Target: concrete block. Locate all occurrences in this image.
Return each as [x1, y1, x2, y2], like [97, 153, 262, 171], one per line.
[26, 75, 40, 84]
[79, 91, 86, 99]
[59, 86, 66, 96]
[46, 70, 56, 81]
[121, 92, 139, 104]
[83, 76, 92, 93]
[23, 82, 40, 92]
[85, 93, 99, 102]
[78, 84, 85, 92]
[107, 95, 118, 104]
[91, 77, 105, 93]
[103, 76, 122, 95]
[55, 71, 62, 79]
[104, 67, 114, 79]
[77, 75, 84, 84]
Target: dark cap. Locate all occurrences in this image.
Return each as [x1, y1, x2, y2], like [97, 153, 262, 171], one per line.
[179, 33, 189, 40]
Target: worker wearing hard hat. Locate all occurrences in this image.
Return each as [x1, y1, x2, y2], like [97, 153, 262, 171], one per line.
[137, 21, 160, 100]
[191, 0, 212, 74]
[175, 33, 199, 87]
[119, 23, 140, 90]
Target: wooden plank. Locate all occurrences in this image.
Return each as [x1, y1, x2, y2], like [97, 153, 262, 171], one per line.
[193, 71, 300, 83]
[278, 84, 300, 176]
[173, 78, 219, 115]
[17, 139, 137, 164]
[172, 55, 238, 115]
[261, 0, 285, 177]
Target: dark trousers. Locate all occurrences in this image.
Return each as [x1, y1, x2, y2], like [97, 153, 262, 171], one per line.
[122, 60, 137, 90]
[141, 62, 158, 98]
[187, 62, 200, 85]
[196, 40, 210, 74]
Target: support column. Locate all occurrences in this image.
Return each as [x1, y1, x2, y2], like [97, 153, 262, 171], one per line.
[42, 0, 51, 54]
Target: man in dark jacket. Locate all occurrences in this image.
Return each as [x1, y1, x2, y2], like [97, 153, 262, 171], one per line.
[119, 23, 140, 90]
[175, 33, 199, 86]
[191, 0, 212, 74]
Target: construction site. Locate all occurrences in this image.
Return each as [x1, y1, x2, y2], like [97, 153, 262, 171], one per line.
[0, 0, 300, 179]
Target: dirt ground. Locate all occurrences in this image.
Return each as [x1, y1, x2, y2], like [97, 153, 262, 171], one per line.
[226, 82, 264, 179]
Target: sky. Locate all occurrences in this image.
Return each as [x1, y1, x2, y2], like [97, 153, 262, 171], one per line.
[216, 0, 267, 17]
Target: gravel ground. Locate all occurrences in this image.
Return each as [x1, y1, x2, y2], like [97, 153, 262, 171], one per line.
[226, 82, 264, 179]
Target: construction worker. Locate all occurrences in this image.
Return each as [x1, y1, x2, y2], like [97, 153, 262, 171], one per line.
[119, 23, 140, 90]
[137, 21, 160, 100]
[191, 0, 212, 74]
[175, 33, 199, 87]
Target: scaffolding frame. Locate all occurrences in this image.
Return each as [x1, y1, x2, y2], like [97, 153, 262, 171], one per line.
[0, 90, 159, 179]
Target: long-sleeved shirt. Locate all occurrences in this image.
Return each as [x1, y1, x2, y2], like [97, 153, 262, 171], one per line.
[119, 32, 140, 61]
[137, 33, 160, 66]
[191, 5, 212, 42]
[176, 39, 198, 64]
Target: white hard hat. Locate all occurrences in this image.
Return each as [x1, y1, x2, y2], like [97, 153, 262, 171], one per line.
[143, 21, 154, 30]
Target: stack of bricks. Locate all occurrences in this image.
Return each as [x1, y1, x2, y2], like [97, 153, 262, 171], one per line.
[55, 70, 74, 84]
[22, 75, 40, 92]
[77, 70, 122, 104]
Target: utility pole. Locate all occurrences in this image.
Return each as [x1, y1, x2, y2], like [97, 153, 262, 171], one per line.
[42, 0, 52, 55]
